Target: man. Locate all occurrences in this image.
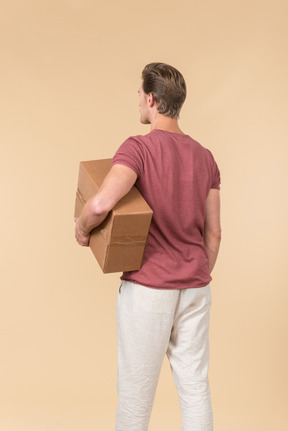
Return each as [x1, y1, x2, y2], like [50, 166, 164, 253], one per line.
[75, 62, 221, 431]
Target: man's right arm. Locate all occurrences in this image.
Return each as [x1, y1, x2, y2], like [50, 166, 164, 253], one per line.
[75, 163, 137, 246]
[204, 189, 221, 273]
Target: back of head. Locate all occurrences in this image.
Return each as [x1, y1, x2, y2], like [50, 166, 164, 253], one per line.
[141, 63, 186, 119]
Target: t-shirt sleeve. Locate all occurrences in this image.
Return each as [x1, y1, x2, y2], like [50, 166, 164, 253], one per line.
[207, 149, 221, 190]
[111, 137, 144, 178]
[211, 162, 221, 190]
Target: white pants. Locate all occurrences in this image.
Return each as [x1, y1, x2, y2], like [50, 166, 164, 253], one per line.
[115, 281, 213, 431]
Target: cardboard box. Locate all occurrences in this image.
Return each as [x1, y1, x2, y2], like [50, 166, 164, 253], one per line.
[75, 159, 153, 273]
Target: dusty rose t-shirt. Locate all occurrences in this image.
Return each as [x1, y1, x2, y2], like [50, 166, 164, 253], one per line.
[112, 129, 220, 289]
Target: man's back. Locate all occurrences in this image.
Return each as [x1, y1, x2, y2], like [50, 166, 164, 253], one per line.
[112, 128, 220, 289]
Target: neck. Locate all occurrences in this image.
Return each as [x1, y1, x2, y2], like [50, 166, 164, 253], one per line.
[150, 113, 184, 134]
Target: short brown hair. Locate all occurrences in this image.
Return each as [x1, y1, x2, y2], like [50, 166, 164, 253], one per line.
[141, 63, 186, 119]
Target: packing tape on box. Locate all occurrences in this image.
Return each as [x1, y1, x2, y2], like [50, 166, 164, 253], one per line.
[110, 237, 147, 246]
[76, 188, 87, 205]
[100, 228, 146, 247]
[77, 191, 148, 247]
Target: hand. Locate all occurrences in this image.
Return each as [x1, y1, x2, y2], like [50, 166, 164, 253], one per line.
[74, 218, 90, 246]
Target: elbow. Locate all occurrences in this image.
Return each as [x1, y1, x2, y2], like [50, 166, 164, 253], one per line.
[214, 229, 222, 242]
[205, 228, 222, 243]
[89, 196, 112, 217]
[214, 230, 222, 244]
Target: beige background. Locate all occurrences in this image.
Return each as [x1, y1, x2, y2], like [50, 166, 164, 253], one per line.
[1, 0, 287, 430]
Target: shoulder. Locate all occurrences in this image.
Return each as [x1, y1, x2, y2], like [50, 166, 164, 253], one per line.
[186, 137, 218, 165]
[112, 133, 152, 177]
[204, 148, 220, 169]
[122, 131, 153, 146]
[189, 138, 219, 166]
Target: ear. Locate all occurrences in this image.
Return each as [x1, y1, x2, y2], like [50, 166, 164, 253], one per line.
[147, 93, 156, 108]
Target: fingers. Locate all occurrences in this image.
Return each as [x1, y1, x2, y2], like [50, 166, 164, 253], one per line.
[75, 234, 89, 246]
[75, 222, 89, 246]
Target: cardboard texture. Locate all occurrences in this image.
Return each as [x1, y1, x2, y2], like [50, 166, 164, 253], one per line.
[75, 159, 153, 273]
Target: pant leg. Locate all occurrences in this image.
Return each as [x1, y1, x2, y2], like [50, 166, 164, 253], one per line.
[166, 284, 213, 431]
[115, 281, 179, 431]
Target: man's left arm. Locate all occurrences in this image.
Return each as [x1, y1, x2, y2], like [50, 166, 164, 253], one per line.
[75, 164, 137, 246]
